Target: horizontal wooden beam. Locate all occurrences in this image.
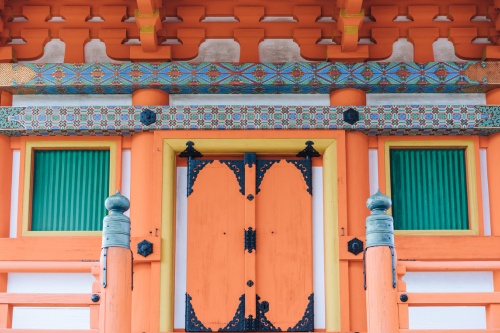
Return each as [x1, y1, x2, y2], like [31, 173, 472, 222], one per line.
[0, 261, 96, 273]
[0, 293, 97, 306]
[398, 292, 500, 305]
[1, 105, 498, 136]
[0, 328, 99, 333]
[0, 237, 159, 262]
[0, 62, 493, 95]
[340, 236, 500, 261]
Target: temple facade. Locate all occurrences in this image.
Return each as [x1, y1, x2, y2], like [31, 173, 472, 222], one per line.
[1, 0, 500, 332]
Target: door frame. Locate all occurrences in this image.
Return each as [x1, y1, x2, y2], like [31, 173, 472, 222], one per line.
[153, 130, 347, 333]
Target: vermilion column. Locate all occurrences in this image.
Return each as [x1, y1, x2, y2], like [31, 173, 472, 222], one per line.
[132, 89, 170, 105]
[365, 191, 399, 333]
[0, 134, 12, 329]
[486, 89, 500, 105]
[99, 191, 132, 333]
[331, 87, 369, 332]
[485, 89, 500, 329]
[130, 89, 168, 332]
[330, 88, 366, 106]
[0, 92, 12, 106]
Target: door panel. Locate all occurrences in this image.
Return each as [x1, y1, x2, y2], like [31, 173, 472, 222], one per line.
[256, 159, 314, 331]
[186, 161, 246, 331]
[185, 155, 314, 332]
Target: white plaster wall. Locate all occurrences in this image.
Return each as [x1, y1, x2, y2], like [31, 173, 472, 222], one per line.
[12, 308, 90, 329]
[312, 166, 325, 329]
[409, 307, 486, 329]
[174, 166, 188, 329]
[379, 38, 414, 62]
[404, 272, 494, 293]
[8, 273, 94, 329]
[480, 149, 491, 236]
[405, 272, 493, 329]
[20, 39, 65, 63]
[170, 94, 330, 106]
[191, 40, 240, 62]
[15, 33, 480, 63]
[433, 38, 462, 62]
[367, 93, 486, 105]
[173, 166, 326, 329]
[259, 39, 306, 62]
[13, 94, 132, 107]
[368, 149, 378, 195]
[10, 150, 20, 238]
[85, 39, 119, 63]
[122, 149, 131, 217]
[7, 273, 94, 293]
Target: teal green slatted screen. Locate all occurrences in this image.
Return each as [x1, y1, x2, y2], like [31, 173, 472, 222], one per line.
[390, 149, 468, 230]
[31, 150, 110, 231]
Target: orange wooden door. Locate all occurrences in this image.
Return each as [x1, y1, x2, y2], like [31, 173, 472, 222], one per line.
[185, 154, 314, 332]
[186, 158, 246, 331]
[255, 158, 314, 332]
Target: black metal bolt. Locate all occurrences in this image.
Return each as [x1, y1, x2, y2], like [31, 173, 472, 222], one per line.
[247, 194, 254, 201]
[137, 239, 153, 257]
[400, 294, 408, 302]
[347, 237, 364, 256]
[343, 107, 360, 125]
[91, 294, 100, 302]
[247, 280, 254, 287]
[140, 108, 157, 126]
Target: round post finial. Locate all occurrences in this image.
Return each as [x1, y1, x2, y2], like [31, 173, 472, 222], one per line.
[365, 190, 394, 248]
[102, 190, 131, 249]
[105, 190, 130, 214]
[366, 189, 392, 213]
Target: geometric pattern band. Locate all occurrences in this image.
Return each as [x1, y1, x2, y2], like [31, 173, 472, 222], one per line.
[0, 61, 498, 95]
[1, 105, 499, 136]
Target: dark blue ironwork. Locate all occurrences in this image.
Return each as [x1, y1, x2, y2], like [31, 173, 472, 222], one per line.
[286, 294, 314, 332]
[218, 294, 246, 332]
[343, 108, 360, 125]
[220, 160, 245, 195]
[244, 153, 256, 168]
[256, 295, 282, 332]
[180, 142, 208, 196]
[137, 239, 153, 257]
[286, 160, 312, 195]
[245, 227, 256, 253]
[140, 108, 157, 126]
[188, 160, 214, 196]
[256, 160, 280, 194]
[296, 141, 320, 160]
[186, 294, 213, 332]
[180, 141, 203, 159]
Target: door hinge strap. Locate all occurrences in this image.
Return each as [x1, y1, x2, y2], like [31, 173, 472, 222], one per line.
[244, 227, 256, 253]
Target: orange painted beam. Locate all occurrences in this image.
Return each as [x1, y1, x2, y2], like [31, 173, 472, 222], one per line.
[399, 292, 500, 305]
[0, 293, 97, 306]
[339, 236, 500, 261]
[0, 261, 96, 273]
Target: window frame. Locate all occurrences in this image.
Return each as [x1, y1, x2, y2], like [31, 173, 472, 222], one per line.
[20, 138, 121, 237]
[380, 138, 481, 236]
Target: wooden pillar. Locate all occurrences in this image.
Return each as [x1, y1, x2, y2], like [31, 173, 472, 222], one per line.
[0, 92, 12, 106]
[330, 88, 366, 106]
[0, 134, 12, 238]
[486, 88, 500, 105]
[486, 91, 500, 328]
[99, 191, 132, 333]
[130, 88, 167, 331]
[332, 87, 368, 332]
[132, 89, 170, 105]
[0, 134, 12, 329]
[365, 191, 399, 333]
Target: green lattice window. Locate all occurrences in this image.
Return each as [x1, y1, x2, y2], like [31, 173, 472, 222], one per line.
[389, 149, 469, 231]
[31, 150, 110, 231]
